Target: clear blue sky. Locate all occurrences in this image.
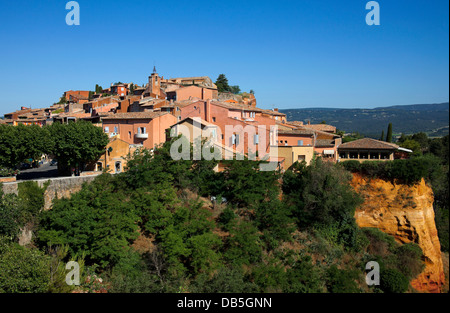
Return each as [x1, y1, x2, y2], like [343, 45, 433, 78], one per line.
[0, 0, 448, 115]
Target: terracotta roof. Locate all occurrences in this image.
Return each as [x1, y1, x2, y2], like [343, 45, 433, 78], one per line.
[55, 112, 91, 119]
[338, 138, 399, 150]
[174, 117, 218, 128]
[303, 124, 336, 132]
[286, 121, 304, 127]
[101, 112, 169, 120]
[278, 129, 315, 135]
[315, 139, 335, 147]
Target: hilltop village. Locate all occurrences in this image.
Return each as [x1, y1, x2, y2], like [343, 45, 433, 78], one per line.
[0, 69, 411, 174]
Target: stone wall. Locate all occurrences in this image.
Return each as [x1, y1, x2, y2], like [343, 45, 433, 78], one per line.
[1, 175, 100, 210]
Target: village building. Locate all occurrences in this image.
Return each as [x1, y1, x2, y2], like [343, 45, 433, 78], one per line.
[101, 111, 177, 149]
[64, 90, 90, 102]
[337, 138, 412, 162]
[87, 137, 139, 174]
[110, 83, 128, 96]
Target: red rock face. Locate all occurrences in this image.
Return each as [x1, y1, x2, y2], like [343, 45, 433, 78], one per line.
[350, 174, 445, 293]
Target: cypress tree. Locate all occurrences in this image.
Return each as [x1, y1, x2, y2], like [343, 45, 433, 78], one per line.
[380, 130, 385, 141]
[386, 123, 393, 143]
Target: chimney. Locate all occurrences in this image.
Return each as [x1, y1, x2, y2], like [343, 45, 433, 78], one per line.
[274, 108, 278, 112]
[206, 99, 211, 122]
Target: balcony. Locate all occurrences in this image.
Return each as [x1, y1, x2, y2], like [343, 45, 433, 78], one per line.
[135, 133, 148, 139]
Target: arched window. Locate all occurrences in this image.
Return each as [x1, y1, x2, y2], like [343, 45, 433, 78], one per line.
[115, 161, 122, 173]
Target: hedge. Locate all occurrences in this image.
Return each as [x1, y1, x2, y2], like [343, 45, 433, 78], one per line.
[340, 157, 438, 185]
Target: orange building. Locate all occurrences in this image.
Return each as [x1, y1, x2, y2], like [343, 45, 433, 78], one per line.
[101, 112, 177, 149]
[166, 85, 218, 102]
[64, 90, 90, 101]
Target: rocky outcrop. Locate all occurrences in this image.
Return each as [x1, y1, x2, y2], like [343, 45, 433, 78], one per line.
[351, 173, 445, 293]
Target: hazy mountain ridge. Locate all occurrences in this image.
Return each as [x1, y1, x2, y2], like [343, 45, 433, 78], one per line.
[280, 102, 449, 137]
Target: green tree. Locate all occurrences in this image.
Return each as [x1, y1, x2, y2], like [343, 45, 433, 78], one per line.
[0, 237, 51, 293]
[48, 121, 109, 174]
[215, 74, 231, 93]
[230, 85, 241, 94]
[0, 189, 21, 238]
[399, 139, 422, 157]
[386, 123, 393, 143]
[380, 130, 385, 141]
[224, 220, 262, 266]
[58, 96, 67, 104]
[95, 84, 103, 94]
[411, 132, 429, 153]
[219, 158, 280, 209]
[283, 158, 363, 249]
[37, 174, 139, 268]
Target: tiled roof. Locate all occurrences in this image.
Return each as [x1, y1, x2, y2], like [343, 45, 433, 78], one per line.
[303, 124, 336, 132]
[286, 121, 304, 127]
[338, 138, 399, 150]
[315, 139, 335, 147]
[101, 112, 169, 120]
[278, 129, 315, 135]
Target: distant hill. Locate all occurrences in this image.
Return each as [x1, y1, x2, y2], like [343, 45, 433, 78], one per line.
[280, 102, 449, 138]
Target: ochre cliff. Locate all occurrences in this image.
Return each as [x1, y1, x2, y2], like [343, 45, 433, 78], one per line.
[350, 173, 445, 293]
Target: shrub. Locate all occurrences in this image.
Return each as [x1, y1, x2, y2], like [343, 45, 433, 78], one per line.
[0, 237, 51, 293]
[380, 268, 409, 293]
[326, 265, 360, 293]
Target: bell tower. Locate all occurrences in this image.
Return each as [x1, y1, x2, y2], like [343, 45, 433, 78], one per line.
[148, 66, 160, 98]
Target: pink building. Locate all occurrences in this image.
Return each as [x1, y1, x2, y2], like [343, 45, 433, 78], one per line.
[102, 112, 177, 149]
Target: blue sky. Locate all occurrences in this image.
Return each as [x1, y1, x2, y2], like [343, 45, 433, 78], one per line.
[0, 0, 448, 115]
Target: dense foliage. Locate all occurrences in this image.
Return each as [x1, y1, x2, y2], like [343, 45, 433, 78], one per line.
[0, 121, 108, 175]
[0, 135, 432, 293]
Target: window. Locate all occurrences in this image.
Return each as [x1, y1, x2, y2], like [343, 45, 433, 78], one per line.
[176, 107, 180, 111]
[232, 134, 239, 145]
[114, 126, 118, 133]
[298, 155, 306, 161]
[340, 152, 347, 159]
[115, 161, 122, 173]
[212, 117, 216, 122]
[128, 131, 131, 139]
[104, 127, 109, 133]
[254, 134, 259, 144]
[298, 140, 303, 146]
[96, 162, 103, 172]
[370, 152, 379, 159]
[138, 127, 147, 134]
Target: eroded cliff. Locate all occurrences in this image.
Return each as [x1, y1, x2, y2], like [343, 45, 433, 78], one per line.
[350, 173, 445, 293]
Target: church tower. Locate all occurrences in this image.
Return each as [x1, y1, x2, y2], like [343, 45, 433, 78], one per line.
[148, 66, 160, 98]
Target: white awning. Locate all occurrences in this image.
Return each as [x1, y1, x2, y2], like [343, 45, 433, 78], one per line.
[323, 150, 335, 155]
[398, 147, 413, 153]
